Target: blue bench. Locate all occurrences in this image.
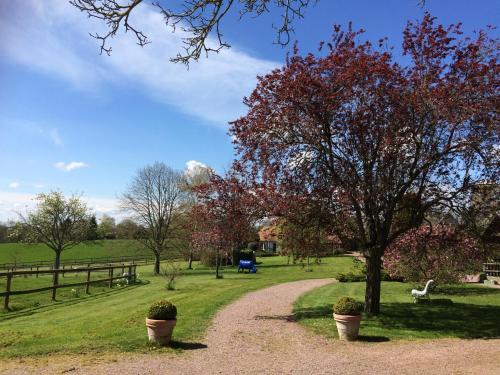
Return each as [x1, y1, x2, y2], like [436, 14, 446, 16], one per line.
[238, 260, 257, 273]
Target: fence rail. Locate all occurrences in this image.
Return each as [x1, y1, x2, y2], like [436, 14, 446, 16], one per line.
[483, 262, 500, 277]
[1, 264, 137, 310]
[0, 255, 162, 272]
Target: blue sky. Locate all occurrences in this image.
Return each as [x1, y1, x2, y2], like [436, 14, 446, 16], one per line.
[0, 0, 498, 221]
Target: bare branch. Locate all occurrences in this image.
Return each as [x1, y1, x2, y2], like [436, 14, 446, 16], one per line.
[70, 0, 317, 64]
[70, 0, 149, 55]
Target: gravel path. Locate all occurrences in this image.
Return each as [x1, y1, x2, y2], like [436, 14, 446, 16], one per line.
[2, 278, 499, 375]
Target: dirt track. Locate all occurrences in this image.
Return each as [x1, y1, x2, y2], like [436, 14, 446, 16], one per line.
[2, 278, 499, 375]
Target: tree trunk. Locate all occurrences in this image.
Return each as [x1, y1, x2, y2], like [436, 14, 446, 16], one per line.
[52, 249, 62, 300]
[364, 253, 382, 314]
[187, 252, 193, 270]
[215, 249, 220, 279]
[154, 251, 161, 275]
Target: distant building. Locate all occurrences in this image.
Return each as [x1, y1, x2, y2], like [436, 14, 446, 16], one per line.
[258, 221, 281, 253]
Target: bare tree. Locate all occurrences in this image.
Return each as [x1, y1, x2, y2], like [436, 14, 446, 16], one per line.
[16, 192, 91, 296]
[121, 162, 187, 274]
[178, 162, 211, 269]
[69, 0, 317, 64]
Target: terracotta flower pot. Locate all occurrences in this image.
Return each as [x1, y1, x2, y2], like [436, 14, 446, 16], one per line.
[333, 313, 362, 341]
[145, 318, 176, 345]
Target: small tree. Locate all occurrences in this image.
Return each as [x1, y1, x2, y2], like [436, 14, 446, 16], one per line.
[161, 260, 182, 290]
[87, 215, 99, 240]
[383, 225, 484, 283]
[98, 214, 117, 239]
[17, 192, 90, 294]
[116, 218, 142, 239]
[121, 162, 187, 274]
[180, 161, 211, 269]
[190, 172, 261, 278]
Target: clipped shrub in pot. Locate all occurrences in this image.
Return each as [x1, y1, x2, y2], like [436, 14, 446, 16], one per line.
[332, 297, 363, 341]
[146, 300, 177, 345]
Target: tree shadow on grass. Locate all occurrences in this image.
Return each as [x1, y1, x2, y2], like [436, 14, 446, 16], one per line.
[432, 285, 500, 296]
[372, 302, 500, 339]
[294, 301, 500, 339]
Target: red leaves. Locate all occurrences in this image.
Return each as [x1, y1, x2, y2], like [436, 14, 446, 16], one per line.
[230, 13, 498, 255]
[384, 225, 484, 282]
[188, 172, 261, 254]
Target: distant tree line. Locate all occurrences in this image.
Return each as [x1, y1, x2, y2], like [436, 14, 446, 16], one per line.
[0, 215, 147, 243]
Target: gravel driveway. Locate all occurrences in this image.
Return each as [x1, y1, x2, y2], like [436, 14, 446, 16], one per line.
[2, 278, 499, 375]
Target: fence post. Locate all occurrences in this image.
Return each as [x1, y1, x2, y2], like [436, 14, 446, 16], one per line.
[36, 266, 39, 278]
[51, 270, 58, 301]
[86, 268, 91, 294]
[109, 267, 114, 288]
[133, 265, 137, 283]
[62, 265, 65, 278]
[4, 274, 12, 310]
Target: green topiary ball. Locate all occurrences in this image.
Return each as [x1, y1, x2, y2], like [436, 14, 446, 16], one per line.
[147, 300, 177, 320]
[333, 297, 363, 316]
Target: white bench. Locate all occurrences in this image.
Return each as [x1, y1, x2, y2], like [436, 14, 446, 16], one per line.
[411, 280, 434, 303]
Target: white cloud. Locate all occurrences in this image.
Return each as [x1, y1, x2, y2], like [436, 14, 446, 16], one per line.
[0, 0, 278, 125]
[55, 161, 89, 172]
[34, 184, 45, 189]
[0, 191, 122, 222]
[8, 182, 20, 189]
[185, 160, 210, 179]
[0, 191, 35, 221]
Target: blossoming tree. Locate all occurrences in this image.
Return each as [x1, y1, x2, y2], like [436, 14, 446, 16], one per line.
[230, 14, 499, 313]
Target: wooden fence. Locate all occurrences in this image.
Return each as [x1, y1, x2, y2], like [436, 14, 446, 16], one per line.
[483, 262, 500, 278]
[0, 255, 159, 272]
[1, 264, 137, 310]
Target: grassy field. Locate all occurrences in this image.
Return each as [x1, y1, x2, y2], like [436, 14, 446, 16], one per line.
[0, 268, 124, 311]
[0, 240, 150, 265]
[0, 255, 356, 358]
[294, 281, 500, 341]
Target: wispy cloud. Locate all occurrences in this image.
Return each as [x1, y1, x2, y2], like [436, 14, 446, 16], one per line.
[49, 128, 63, 146]
[0, 0, 278, 125]
[8, 182, 20, 189]
[0, 191, 33, 222]
[34, 184, 45, 189]
[55, 161, 89, 172]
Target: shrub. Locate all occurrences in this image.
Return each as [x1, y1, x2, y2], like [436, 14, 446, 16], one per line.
[384, 225, 484, 283]
[336, 272, 365, 282]
[200, 249, 218, 266]
[333, 297, 363, 316]
[161, 261, 182, 290]
[248, 242, 259, 251]
[147, 300, 177, 320]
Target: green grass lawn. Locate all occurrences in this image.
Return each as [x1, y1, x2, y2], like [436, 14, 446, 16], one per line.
[294, 281, 500, 341]
[0, 255, 355, 358]
[0, 269, 122, 311]
[0, 240, 150, 265]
